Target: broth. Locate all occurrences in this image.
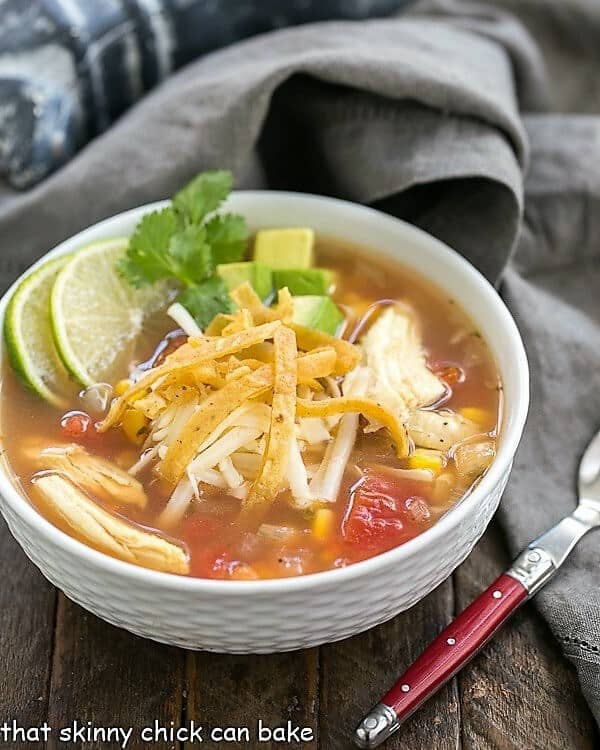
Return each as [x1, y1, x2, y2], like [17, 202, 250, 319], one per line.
[1, 235, 501, 579]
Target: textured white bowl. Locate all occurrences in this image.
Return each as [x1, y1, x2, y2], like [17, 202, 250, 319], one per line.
[0, 193, 529, 653]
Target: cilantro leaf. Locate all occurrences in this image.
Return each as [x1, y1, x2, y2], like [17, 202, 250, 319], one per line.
[205, 213, 248, 265]
[168, 225, 212, 285]
[178, 277, 234, 329]
[172, 170, 232, 226]
[117, 208, 178, 287]
[117, 169, 249, 330]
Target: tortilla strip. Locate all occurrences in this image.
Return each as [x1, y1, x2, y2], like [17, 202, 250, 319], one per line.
[33, 474, 189, 574]
[99, 321, 281, 431]
[243, 326, 298, 515]
[159, 365, 274, 485]
[230, 282, 272, 317]
[296, 347, 336, 381]
[296, 396, 410, 457]
[290, 324, 359, 375]
[230, 283, 359, 375]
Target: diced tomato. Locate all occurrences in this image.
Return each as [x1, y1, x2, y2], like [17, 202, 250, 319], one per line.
[183, 513, 255, 579]
[432, 361, 465, 385]
[343, 475, 432, 556]
[182, 514, 223, 547]
[60, 410, 93, 439]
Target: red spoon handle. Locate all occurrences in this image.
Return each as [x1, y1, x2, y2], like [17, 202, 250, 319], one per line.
[355, 573, 528, 748]
[383, 573, 527, 712]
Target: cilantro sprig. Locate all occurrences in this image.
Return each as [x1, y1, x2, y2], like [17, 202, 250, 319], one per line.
[117, 170, 247, 328]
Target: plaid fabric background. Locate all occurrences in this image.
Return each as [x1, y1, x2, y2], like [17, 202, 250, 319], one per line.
[0, 0, 410, 189]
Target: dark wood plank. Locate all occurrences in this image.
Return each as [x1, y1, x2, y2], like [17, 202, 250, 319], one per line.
[319, 579, 460, 750]
[455, 524, 597, 750]
[185, 648, 319, 749]
[47, 592, 185, 749]
[0, 519, 56, 748]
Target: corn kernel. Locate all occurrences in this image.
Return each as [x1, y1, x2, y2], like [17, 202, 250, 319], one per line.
[122, 408, 149, 445]
[460, 407, 492, 428]
[312, 508, 335, 542]
[406, 449, 444, 475]
[114, 379, 131, 397]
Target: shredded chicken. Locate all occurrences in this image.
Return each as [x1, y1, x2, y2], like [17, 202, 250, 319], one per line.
[408, 410, 480, 450]
[361, 306, 446, 420]
[35, 444, 147, 509]
[33, 474, 188, 574]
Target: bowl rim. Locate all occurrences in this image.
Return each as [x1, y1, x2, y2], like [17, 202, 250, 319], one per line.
[0, 191, 529, 593]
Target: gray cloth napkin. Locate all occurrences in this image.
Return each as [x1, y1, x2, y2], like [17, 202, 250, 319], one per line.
[1, 0, 599, 724]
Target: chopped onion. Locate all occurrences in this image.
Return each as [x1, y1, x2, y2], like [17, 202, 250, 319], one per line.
[79, 383, 113, 415]
[167, 302, 203, 337]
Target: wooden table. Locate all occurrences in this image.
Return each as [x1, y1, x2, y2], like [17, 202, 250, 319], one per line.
[1, 518, 596, 750]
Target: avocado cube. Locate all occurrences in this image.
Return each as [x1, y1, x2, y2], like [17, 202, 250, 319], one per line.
[253, 228, 314, 269]
[272, 268, 336, 296]
[217, 262, 272, 300]
[292, 296, 344, 335]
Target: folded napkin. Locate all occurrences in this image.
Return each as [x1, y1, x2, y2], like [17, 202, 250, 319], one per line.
[1, 0, 599, 724]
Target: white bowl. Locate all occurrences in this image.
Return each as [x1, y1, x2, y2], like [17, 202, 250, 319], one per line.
[0, 192, 529, 653]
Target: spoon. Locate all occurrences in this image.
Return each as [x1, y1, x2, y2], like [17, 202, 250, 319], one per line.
[355, 427, 600, 748]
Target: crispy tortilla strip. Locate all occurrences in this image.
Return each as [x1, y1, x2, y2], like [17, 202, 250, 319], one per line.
[296, 347, 336, 381]
[230, 282, 266, 315]
[243, 326, 298, 514]
[297, 396, 410, 457]
[290, 324, 359, 375]
[99, 321, 281, 431]
[159, 365, 274, 485]
[33, 474, 188, 574]
[206, 307, 256, 336]
[230, 283, 359, 374]
[36, 444, 147, 508]
[274, 287, 294, 321]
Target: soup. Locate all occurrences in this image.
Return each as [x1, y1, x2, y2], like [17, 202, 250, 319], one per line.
[1, 234, 501, 580]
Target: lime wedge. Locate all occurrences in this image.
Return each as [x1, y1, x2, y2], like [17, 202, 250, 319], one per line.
[4, 256, 74, 407]
[51, 238, 170, 387]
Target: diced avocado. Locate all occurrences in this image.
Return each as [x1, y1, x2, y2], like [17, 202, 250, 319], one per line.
[253, 228, 314, 269]
[272, 268, 335, 296]
[217, 262, 273, 300]
[292, 296, 344, 336]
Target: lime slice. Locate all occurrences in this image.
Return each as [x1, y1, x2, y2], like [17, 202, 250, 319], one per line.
[51, 238, 170, 387]
[4, 256, 74, 407]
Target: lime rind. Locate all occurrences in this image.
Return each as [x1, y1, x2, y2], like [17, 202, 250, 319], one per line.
[4, 256, 73, 407]
[50, 237, 170, 387]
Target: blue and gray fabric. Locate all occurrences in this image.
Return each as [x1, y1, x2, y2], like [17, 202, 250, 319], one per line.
[0, 0, 410, 188]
